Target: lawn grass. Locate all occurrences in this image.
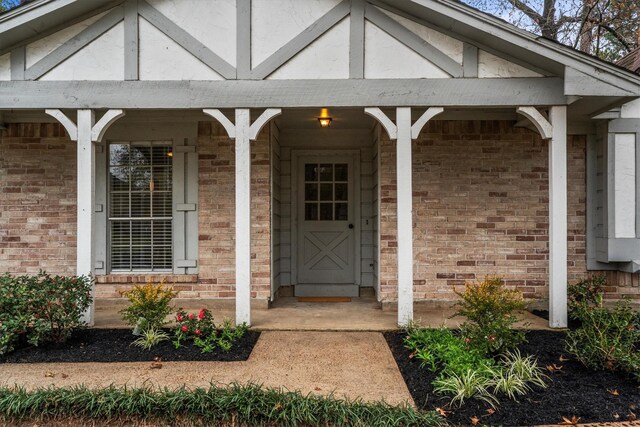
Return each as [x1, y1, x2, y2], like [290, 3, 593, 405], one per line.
[0, 383, 444, 427]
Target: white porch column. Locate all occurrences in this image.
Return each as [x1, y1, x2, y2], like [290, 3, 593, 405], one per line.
[517, 106, 568, 328]
[548, 106, 568, 328]
[46, 109, 125, 325]
[365, 107, 443, 327]
[203, 108, 281, 326]
[395, 108, 414, 326]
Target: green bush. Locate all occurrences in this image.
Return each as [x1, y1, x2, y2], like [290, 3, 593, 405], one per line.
[568, 275, 606, 313]
[119, 281, 176, 334]
[405, 327, 546, 407]
[0, 272, 93, 354]
[173, 308, 247, 353]
[455, 275, 528, 355]
[0, 384, 443, 427]
[566, 285, 640, 381]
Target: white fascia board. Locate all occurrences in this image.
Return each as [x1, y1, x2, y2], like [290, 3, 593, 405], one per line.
[391, 0, 640, 95]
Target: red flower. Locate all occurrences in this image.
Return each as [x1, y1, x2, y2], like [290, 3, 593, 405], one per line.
[181, 325, 188, 332]
[195, 329, 201, 335]
[176, 314, 183, 322]
[198, 309, 206, 320]
[189, 314, 195, 320]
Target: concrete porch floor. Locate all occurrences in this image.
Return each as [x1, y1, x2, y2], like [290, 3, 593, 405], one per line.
[95, 296, 551, 330]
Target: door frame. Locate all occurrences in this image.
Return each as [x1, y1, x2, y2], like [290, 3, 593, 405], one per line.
[291, 149, 361, 287]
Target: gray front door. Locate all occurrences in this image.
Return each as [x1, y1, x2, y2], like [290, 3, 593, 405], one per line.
[296, 155, 358, 295]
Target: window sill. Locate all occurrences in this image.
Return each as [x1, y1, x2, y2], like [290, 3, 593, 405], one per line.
[95, 274, 198, 284]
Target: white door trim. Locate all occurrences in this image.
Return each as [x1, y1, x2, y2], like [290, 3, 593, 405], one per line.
[291, 149, 361, 287]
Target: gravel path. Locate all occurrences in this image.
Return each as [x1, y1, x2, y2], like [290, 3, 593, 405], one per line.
[0, 331, 413, 406]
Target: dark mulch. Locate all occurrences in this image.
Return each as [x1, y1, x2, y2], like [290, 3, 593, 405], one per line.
[0, 329, 260, 363]
[385, 330, 640, 426]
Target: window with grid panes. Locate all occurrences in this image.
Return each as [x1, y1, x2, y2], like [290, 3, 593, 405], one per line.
[108, 142, 173, 271]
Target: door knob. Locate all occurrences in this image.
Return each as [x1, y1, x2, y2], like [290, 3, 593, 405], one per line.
[348, 224, 354, 229]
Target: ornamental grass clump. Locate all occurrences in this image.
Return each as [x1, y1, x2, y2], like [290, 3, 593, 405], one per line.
[455, 275, 528, 355]
[404, 326, 547, 408]
[566, 276, 640, 381]
[0, 272, 93, 355]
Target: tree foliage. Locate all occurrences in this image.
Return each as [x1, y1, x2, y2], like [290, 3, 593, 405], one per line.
[0, 0, 22, 13]
[464, 0, 640, 62]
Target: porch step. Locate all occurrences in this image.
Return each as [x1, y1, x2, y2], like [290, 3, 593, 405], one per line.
[294, 284, 360, 297]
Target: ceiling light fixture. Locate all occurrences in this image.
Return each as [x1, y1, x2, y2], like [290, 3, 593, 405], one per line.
[317, 108, 333, 128]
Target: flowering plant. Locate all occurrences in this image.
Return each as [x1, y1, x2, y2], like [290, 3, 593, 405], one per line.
[172, 308, 247, 353]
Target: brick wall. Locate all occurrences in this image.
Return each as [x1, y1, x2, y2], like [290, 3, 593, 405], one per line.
[378, 120, 640, 305]
[197, 122, 272, 301]
[0, 123, 76, 276]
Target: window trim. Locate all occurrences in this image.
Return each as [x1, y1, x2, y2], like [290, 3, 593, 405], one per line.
[106, 140, 174, 273]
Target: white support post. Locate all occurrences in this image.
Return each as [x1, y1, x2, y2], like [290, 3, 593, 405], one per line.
[549, 106, 568, 328]
[365, 107, 443, 327]
[203, 108, 281, 327]
[46, 109, 125, 326]
[76, 110, 96, 324]
[235, 109, 252, 327]
[396, 107, 414, 327]
[517, 106, 568, 328]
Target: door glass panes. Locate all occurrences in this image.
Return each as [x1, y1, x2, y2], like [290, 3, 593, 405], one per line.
[303, 162, 349, 221]
[109, 142, 173, 272]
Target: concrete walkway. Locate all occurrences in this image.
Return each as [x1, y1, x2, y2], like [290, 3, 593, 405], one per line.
[0, 331, 413, 406]
[95, 296, 551, 330]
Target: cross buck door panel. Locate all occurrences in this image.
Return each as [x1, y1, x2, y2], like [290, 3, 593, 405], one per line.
[297, 156, 357, 285]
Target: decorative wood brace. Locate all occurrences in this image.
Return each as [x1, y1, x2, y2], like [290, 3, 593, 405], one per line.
[364, 107, 444, 327]
[45, 109, 125, 325]
[202, 108, 282, 326]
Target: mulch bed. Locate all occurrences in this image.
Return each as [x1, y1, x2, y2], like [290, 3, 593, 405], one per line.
[0, 329, 261, 363]
[385, 330, 640, 426]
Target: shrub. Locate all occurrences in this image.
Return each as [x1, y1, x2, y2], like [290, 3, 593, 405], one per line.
[119, 281, 176, 334]
[0, 272, 93, 354]
[568, 275, 606, 314]
[566, 290, 640, 381]
[455, 275, 528, 355]
[173, 309, 247, 353]
[405, 327, 546, 407]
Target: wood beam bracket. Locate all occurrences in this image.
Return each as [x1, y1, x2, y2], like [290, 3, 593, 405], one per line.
[516, 106, 553, 140]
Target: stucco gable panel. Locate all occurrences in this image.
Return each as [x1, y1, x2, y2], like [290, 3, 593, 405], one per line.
[40, 22, 124, 81]
[146, 0, 236, 67]
[478, 50, 543, 78]
[26, 12, 107, 68]
[268, 18, 349, 80]
[139, 18, 224, 81]
[364, 21, 450, 79]
[378, 7, 463, 64]
[251, 0, 342, 67]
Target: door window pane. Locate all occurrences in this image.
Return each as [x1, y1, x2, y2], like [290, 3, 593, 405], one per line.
[335, 164, 348, 181]
[305, 203, 318, 221]
[320, 183, 333, 201]
[335, 203, 348, 221]
[305, 164, 317, 181]
[305, 183, 318, 201]
[319, 164, 333, 181]
[334, 183, 348, 201]
[320, 203, 333, 220]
